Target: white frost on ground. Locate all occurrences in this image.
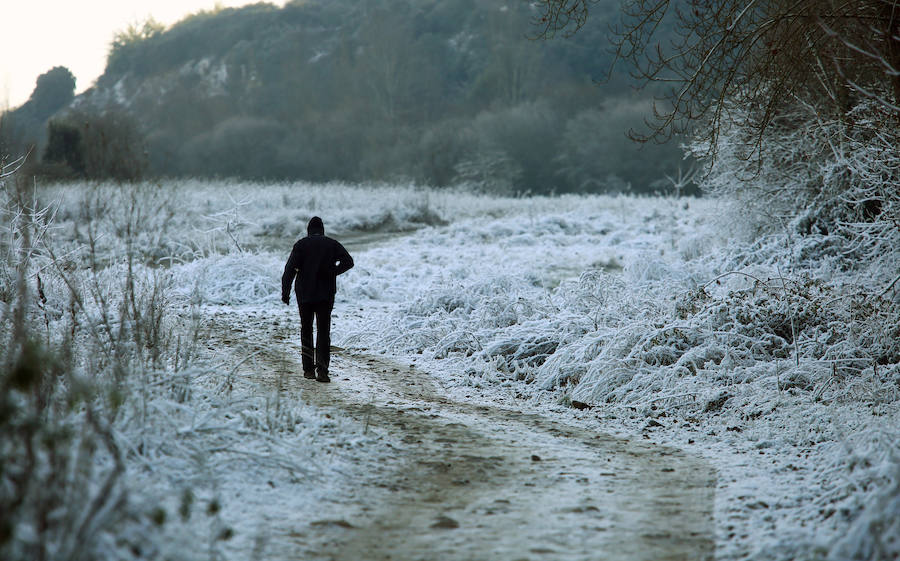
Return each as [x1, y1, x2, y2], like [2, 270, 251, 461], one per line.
[160, 181, 898, 560]
[13, 180, 900, 560]
[266, 188, 895, 561]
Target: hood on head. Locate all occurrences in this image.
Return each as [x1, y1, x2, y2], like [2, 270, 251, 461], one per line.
[307, 216, 325, 235]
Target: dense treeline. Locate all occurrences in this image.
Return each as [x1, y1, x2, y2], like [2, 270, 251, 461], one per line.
[1, 0, 689, 193]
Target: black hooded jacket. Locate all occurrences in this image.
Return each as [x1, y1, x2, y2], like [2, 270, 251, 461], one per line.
[282, 217, 354, 304]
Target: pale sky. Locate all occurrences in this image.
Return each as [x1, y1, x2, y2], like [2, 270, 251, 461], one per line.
[1, 0, 284, 110]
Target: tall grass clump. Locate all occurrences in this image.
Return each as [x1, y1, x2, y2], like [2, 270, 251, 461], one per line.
[2, 176, 384, 560]
[0, 175, 228, 559]
[0, 174, 168, 560]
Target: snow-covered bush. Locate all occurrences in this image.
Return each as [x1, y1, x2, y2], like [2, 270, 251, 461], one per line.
[0, 179, 167, 561]
[683, 103, 900, 557]
[692, 100, 900, 287]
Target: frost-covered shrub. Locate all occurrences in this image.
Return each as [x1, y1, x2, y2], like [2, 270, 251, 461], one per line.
[172, 253, 282, 306]
[676, 100, 900, 402]
[690, 276, 838, 359]
[0, 181, 169, 560]
[692, 100, 900, 286]
[454, 147, 523, 196]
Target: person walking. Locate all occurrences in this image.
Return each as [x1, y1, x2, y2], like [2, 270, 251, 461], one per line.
[281, 216, 354, 383]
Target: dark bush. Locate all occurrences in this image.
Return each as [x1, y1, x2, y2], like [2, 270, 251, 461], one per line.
[42, 108, 147, 182]
[43, 120, 85, 175]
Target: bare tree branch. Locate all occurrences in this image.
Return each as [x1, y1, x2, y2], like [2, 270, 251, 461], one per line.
[533, 0, 900, 160]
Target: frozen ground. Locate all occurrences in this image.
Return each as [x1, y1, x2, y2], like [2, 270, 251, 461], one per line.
[203, 307, 714, 560]
[6, 180, 899, 560]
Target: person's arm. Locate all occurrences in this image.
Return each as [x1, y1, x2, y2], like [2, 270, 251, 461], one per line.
[334, 242, 354, 276]
[281, 248, 298, 304]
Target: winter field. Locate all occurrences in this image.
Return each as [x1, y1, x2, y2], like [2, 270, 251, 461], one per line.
[2, 178, 899, 560]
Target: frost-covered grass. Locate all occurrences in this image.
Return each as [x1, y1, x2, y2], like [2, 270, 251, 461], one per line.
[3, 177, 898, 560]
[0, 179, 391, 560]
[34, 179, 548, 262]
[322, 185, 897, 559]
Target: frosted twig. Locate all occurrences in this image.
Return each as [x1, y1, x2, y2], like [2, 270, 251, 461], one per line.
[0, 148, 31, 179]
[880, 273, 900, 297]
[703, 270, 771, 289]
[776, 265, 799, 367]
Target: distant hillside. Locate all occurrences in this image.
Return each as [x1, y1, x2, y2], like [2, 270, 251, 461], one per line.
[43, 0, 688, 192]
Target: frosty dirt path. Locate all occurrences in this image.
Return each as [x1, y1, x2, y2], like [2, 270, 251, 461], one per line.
[203, 307, 716, 561]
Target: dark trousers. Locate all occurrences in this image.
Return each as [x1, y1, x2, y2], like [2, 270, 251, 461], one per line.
[298, 299, 333, 374]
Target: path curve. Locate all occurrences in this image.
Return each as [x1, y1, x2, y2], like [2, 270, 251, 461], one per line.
[205, 310, 716, 561]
